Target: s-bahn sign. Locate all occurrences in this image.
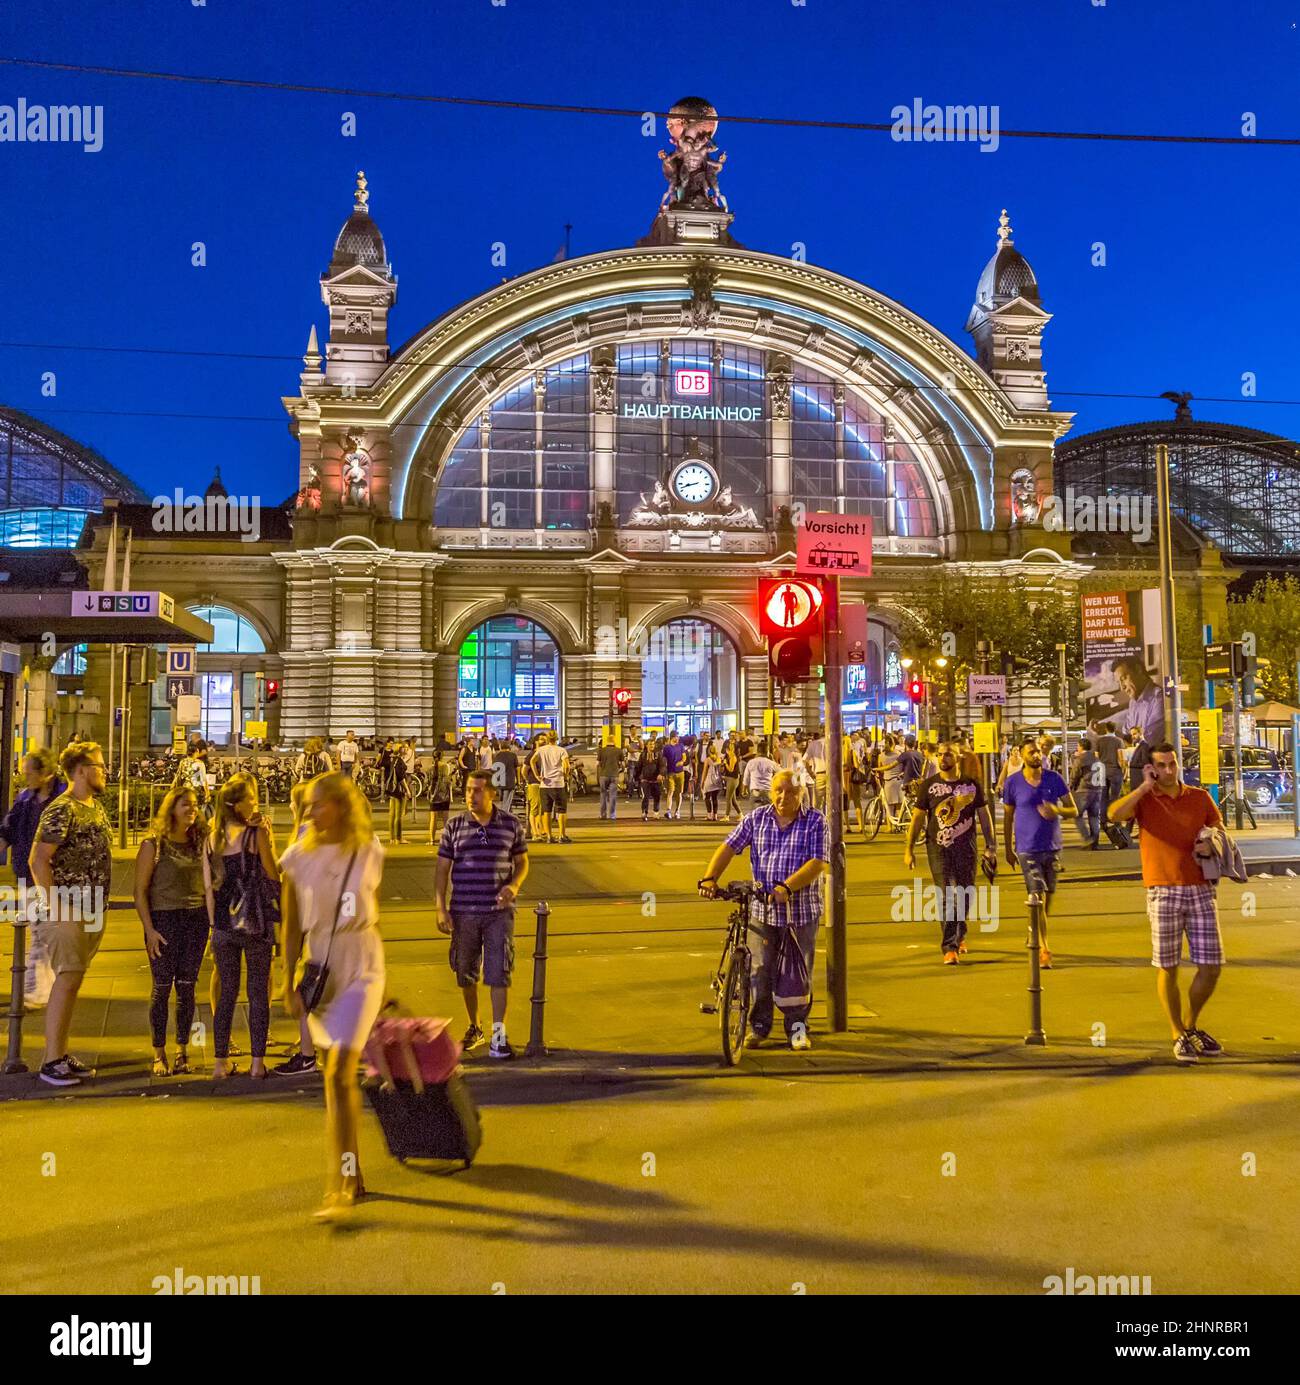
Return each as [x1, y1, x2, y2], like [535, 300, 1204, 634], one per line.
[71, 591, 175, 620]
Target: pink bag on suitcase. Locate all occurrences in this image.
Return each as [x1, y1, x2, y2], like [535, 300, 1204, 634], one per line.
[364, 1017, 461, 1086]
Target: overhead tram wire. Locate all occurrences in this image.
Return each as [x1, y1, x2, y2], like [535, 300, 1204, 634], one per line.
[2, 56, 1299, 147]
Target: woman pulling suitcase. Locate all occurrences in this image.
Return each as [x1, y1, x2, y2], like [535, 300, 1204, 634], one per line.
[281, 772, 386, 1223]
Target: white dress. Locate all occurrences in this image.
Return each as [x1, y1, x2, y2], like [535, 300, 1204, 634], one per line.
[280, 837, 386, 1051]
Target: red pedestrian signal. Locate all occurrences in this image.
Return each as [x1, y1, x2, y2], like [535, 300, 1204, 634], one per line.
[611, 687, 632, 716]
[758, 576, 824, 683]
[266, 679, 280, 703]
[907, 677, 925, 705]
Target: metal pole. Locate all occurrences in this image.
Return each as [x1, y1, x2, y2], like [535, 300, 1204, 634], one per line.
[1056, 642, 1069, 766]
[525, 899, 550, 1058]
[1154, 443, 1182, 745]
[823, 575, 848, 1033]
[1204, 624, 1219, 807]
[1231, 671, 1245, 831]
[1292, 712, 1299, 841]
[2, 921, 29, 1073]
[976, 639, 993, 789]
[1025, 894, 1046, 1045]
[117, 645, 130, 849]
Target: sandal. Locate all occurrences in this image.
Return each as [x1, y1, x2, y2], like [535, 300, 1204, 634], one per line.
[171, 1053, 191, 1075]
[150, 1057, 169, 1078]
[212, 1062, 240, 1081]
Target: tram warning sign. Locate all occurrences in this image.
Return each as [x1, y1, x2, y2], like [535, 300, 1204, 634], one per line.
[796, 513, 872, 577]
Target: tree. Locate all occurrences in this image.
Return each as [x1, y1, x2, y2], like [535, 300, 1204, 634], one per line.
[1227, 575, 1300, 705]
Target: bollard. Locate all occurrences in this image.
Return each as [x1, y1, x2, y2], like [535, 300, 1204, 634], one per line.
[525, 900, 550, 1058]
[1025, 892, 1046, 1046]
[3, 921, 30, 1074]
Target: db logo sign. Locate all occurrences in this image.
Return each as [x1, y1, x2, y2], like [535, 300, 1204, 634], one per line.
[674, 368, 711, 397]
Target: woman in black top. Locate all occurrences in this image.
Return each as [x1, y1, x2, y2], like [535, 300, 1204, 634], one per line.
[377, 739, 407, 843]
[134, 786, 213, 1076]
[638, 740, 666, 821]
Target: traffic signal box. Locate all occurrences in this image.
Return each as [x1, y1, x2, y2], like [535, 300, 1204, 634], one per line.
[610, 687, 632, 716]
[906, 676, 925, 705]
[758, 576, 824, 683]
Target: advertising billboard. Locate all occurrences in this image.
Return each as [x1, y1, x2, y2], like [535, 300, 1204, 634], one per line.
[1079, 589, 1165, 742]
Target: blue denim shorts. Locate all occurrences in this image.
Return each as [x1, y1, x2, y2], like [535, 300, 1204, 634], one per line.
[1019, 850, 1060, 897]
[449, 908, 516, 987]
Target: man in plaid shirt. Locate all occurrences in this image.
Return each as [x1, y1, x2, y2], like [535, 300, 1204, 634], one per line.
[699, 770, 829, 1050]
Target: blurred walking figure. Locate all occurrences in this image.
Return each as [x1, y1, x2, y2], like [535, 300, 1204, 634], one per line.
[282, 774, 386, 1220]
[700, 740, 724, 820]
[377, 739, 407, 843]
[530, 731, 572, 843]
[172, 740, 212, 813]
[596, 735, 623, 820]
[209, 773, 279, 1080]
[1070, 740, 1103, 848]
[427, 749, 454, 843]
[134, 786, 213, 1076]
[336, 731, 360, 781]
[1003, 737, 1078, 970]
[0, 747, 66, 888]
[270, 781, 319, 1077]
[29, 742, 112, 1086]
[436, 768, 528, 1060]
[637, 738, 666, 820]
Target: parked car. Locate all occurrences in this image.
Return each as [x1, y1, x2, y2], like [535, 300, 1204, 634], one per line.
[1182, 745, 1293, 807]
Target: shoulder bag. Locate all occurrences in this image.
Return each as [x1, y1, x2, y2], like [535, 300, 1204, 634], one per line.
[297, 848, 359, 1014]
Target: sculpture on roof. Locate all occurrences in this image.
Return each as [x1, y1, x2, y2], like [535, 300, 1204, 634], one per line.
[658, 97, 728, 213]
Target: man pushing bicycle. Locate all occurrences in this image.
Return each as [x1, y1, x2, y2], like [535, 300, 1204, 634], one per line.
[699, 770, 829, 1051]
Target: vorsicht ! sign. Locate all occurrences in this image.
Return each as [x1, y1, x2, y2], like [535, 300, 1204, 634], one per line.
[796, 513, 873, 577]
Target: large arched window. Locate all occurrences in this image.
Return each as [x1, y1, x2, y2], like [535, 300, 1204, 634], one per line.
[456, 616, 560, 740]
[160, 604, 268, 747]
[430, 342, 943, 542]
[640, 619, 738, 737]
[187, 604, 267, 653]
[434, 359, 591, 531]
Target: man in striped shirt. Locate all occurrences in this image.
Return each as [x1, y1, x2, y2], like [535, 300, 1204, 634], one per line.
[699, 770, 829, 1050]
[435, 769, 529, 1059]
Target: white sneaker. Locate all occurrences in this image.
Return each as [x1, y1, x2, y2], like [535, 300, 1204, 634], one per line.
[489, 1022, 514, 1061]
[789, 1023, 812, 1052]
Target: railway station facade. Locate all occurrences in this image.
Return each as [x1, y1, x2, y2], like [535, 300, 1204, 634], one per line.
[23, 101, 1239, 751]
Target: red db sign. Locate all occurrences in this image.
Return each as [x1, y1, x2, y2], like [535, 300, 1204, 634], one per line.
[674, 368, 711, 397]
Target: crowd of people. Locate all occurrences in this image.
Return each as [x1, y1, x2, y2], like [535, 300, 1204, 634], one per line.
[2, 709, 1232, 1221]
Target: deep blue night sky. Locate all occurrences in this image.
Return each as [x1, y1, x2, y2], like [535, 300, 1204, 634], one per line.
[2, 0, 1298, 501]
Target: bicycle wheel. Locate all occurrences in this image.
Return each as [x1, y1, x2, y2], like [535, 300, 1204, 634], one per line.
[720, 945, 751, 1067]
[865, 796, 883, 842]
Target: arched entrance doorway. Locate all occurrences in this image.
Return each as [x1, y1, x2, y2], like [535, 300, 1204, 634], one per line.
[456, 616, 560, 740]
[640, 618, 739, 738]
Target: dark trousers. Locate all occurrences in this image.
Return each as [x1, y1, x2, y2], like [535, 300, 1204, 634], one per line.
[148, 907, 209, 1048]
[211, 929, 272, 1059]
[1079, 788, 1101, 845]
[641, 781, 661, 814]
[1100, 772, 1127, 841]
[750, 919, 818, 1038]
[926, 845, 977, 953]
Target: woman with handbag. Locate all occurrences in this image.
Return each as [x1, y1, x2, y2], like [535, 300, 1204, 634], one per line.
[209, 772, 280, 1080]
[638, 739, 665, 821]
[134, 786, 213, 1076]
[281, 772, 386, 1222]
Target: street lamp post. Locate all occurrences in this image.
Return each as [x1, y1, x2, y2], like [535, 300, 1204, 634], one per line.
[1155, 443, 1182, 745]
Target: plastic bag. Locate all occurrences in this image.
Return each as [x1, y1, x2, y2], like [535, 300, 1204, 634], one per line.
[772, 925, 811, 1012]
[24, 930, 54, 1008]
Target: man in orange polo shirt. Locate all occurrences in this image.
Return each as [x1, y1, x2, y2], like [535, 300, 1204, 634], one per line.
[1108, 741, 1224, 1064]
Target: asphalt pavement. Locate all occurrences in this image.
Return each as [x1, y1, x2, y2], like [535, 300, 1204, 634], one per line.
[2, 797, 1298, 1294]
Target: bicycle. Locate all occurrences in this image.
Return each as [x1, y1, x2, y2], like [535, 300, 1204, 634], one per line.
[1218, 787, 1258, 830]
[697, 880, 773, 1067]
[862, 779, 912, 841]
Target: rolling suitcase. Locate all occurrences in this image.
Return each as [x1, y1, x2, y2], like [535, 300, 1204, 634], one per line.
[364, 1020, 482, 1168]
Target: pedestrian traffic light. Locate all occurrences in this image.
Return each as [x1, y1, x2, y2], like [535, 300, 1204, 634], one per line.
[907, 676, 925, 705]
[758, 576, 824, 683]
[611, 687, 632, 716]
[266, 679, 280, 703]
[1241, 656, 1258, 708]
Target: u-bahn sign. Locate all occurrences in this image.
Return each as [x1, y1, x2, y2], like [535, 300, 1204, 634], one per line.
[796, 513, 873, 577]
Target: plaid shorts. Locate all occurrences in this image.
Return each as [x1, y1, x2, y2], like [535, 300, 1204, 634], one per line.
[1146, 884, 1224, 968]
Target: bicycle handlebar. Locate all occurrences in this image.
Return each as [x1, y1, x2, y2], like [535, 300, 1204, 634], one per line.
[697, 879, 772, 905]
